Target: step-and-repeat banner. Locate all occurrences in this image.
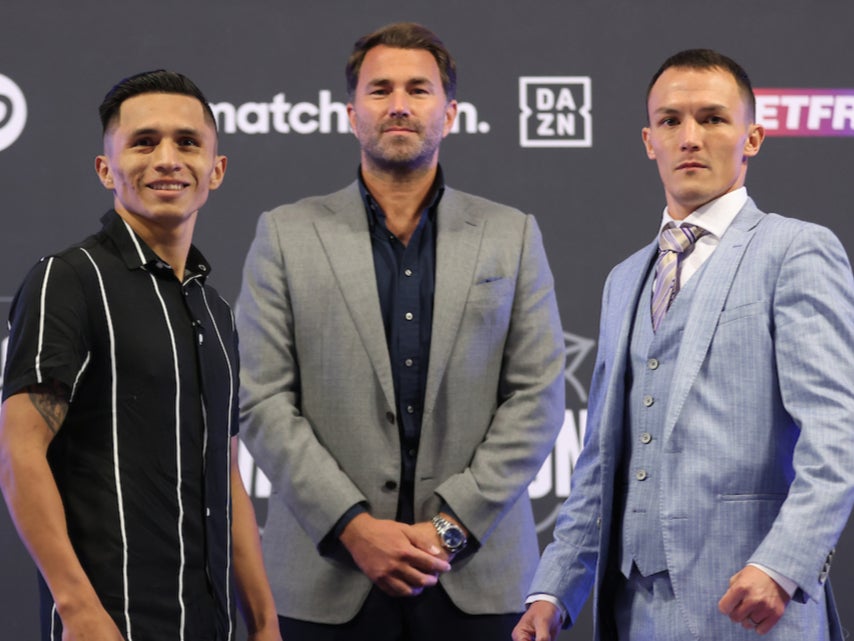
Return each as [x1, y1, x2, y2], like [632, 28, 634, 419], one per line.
[2, 1, 853, 637]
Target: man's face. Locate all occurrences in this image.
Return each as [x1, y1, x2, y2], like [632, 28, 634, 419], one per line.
[347, 45, 457, 173]
[642, 66, 764, 220]
[95, 93, 226, 230]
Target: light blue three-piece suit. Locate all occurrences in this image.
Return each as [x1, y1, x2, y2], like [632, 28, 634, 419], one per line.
[530, 197, 854, 640]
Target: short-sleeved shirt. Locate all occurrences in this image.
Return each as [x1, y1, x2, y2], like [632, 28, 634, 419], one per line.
[3, 210, 239, 641]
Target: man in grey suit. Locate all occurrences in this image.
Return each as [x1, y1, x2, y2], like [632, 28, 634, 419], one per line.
[236, 22, 565, 641]
[513, 49, 854, 641]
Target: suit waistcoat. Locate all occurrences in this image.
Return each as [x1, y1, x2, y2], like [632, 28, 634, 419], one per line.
[619, 258, 707, 577]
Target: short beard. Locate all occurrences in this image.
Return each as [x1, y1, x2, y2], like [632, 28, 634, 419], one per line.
[360, 124, 443, 174]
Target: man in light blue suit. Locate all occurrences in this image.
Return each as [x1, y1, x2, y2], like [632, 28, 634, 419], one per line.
[513, 49, 854, 641]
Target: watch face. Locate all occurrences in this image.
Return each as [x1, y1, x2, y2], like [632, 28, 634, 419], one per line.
[442, 526, 465, 550]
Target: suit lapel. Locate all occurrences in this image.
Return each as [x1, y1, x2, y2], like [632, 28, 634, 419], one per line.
[663, 202, 765, 442]
[314, 183, 396, 413]
[424, 189, 485, 415]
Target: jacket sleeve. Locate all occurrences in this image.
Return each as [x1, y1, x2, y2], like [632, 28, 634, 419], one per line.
[749, 222, 854, 603]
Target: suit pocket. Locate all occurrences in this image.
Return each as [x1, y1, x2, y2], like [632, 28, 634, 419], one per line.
[464, 277, 514, 331]
[719, 492, 787, 502]
[717, 300, 767, 326]
[716, 493, 786, 543]
[711, 493, 786, 569]
[467, 276, 513, 305]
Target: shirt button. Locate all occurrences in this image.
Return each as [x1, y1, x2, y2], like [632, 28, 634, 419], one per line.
[405, 312, 414, 321]
[406, 405, 415, 414]
[206, 508, 211, 517]
[643, 395, 654, 407]
[404, 268, 413, 277]
[385, 411, 395, 424]
[384, 480, 398, 490]
[404, 358, 414, 367]
[640, 432, 652, 444]
[635, 469, 648, 481]
[648, 358, 659, 370]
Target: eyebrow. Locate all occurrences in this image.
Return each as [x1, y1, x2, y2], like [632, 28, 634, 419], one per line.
[128, 127, 204, 138]
[365, 76, 435, 88]
[653, 103, 730, 116]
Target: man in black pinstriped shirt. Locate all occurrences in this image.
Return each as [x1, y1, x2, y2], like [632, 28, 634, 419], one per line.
[0, 71, 280, 641]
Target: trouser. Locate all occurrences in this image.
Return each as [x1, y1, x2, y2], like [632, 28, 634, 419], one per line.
[278, 583, 519, 641]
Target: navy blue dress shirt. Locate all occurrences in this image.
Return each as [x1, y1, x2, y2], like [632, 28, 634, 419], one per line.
[360, 167, 444, 524]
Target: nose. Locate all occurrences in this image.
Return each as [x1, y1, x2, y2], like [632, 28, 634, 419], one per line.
[679, 119, 701, 151]
[153, 140, 181, 171]
[388, 90, 411, 118]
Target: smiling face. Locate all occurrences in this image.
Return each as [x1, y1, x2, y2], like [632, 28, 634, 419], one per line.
[642, 66, 764, 220]
[95, 92, 226, 234]
[347, 45, 457, 174]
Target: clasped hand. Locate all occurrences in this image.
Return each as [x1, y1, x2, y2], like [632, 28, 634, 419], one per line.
[340, 514, 452, 597]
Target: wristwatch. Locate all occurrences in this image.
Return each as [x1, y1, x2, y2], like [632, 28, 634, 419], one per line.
[432, 515, 467, 553]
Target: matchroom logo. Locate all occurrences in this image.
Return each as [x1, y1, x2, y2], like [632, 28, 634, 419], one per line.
[519, 76, 592, 148]
[756, 89, 854, 137]
[210, 91, 490, 135]
[0, 74, 27, 152]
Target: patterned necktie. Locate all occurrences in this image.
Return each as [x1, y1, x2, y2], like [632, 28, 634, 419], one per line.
[651, 224, 707, 331]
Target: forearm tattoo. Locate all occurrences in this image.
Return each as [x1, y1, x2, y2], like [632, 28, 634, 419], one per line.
[25, 382, 70, 436]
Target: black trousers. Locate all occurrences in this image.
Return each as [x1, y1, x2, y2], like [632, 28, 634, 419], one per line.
[278, 584, 520, 641]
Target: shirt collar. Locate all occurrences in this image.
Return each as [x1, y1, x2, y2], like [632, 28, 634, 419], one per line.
[358, 165, 446, 230]
[100, 209, 211, 281]
[658, 187, 748, 240]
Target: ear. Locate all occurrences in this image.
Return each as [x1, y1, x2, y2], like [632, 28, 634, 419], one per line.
[743, 123, 765, 158]
[442, 100, 458, 138]
[642, 127, 655, 159]
[95, 155, 114, 189]
[208, 155, 228, 191]
[347, 102, 357, 136]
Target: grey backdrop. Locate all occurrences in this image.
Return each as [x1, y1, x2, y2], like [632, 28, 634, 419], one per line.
[2, 1, 853, 638]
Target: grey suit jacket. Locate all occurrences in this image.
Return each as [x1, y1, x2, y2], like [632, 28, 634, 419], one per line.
[237, 182, 565, 622]
[529, 199, 854, 640]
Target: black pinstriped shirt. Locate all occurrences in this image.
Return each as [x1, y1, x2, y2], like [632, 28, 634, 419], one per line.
[3, 210, 238, 641]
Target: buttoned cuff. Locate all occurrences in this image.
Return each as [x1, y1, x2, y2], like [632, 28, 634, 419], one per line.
[748, 562, 797, 597]
[318, 502, 368, 558]
[525, 594, 568, 627]
[333, 503, 369, 539]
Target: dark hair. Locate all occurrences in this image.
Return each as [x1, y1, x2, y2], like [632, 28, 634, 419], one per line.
[345, 22, 457, 100]
[99, 69, 217, 134]
[646, 49, 755, 120]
